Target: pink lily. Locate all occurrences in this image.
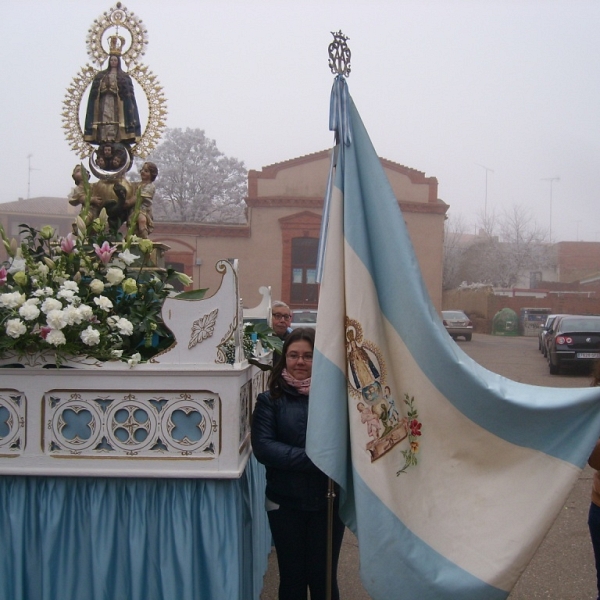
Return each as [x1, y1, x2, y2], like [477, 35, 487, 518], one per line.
[93, 241, 117, 264]
[0, 266, 6, 286]
[60, 233, 77, 254]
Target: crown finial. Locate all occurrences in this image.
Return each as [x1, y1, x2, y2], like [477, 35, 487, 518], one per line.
[328, 31, 351, 78]
[108, 33, 126, 55]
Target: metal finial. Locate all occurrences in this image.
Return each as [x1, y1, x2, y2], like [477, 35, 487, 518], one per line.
[328, 31, 351, 78]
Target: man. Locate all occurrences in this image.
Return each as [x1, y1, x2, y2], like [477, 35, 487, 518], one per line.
[271, 301, 293, 340]
[271, 301, 293, 368]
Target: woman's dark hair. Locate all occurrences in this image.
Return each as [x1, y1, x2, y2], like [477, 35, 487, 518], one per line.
[268, 327, 315, 399]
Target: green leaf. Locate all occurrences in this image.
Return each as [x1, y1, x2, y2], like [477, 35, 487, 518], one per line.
[172, 288, 209, 300]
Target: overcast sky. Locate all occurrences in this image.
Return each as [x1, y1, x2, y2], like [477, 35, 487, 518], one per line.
[2, 0, 600, 242]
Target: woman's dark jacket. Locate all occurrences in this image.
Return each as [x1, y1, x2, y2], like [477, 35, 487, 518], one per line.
[251, 383, 329, 511]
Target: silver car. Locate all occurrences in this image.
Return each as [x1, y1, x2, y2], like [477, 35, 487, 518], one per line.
[442, 310, 473, 341]
[291, 310, 317, 330]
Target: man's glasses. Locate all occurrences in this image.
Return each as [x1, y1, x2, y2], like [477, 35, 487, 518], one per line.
[286, 353, 313, 362]
[273, 313, 292, 321]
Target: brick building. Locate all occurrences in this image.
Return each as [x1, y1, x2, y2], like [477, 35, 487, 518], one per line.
[0, 150, 447, 312]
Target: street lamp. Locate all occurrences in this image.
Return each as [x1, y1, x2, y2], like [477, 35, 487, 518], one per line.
[541, 177, 560, 243]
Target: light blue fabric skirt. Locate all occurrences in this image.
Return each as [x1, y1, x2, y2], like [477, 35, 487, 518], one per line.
[0, 457, 271, 600]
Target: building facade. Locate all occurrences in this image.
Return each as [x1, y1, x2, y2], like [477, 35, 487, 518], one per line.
[0, 150, 447, 312]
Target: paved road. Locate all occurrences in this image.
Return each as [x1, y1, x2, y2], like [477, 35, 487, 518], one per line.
[260, 333, 598, 599]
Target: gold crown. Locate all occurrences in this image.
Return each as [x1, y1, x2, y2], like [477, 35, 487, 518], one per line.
[108, 34, 126, 56]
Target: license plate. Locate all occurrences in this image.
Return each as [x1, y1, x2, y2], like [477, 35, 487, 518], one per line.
[577, 353, 600, 359]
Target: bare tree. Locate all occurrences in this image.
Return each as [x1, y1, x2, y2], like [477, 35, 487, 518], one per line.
[451, 204, 552, 288]
[497, 205, 550, 287]
[147, 128, 247, 224]
[443, 213, 468, 290]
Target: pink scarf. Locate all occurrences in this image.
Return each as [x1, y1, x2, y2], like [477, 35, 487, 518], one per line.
[282, 369, 311, 395]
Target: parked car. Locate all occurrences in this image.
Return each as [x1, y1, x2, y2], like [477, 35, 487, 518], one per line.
[291, 309, 317, 330]
[442, 310, 473, 341]
[538, 314, 565, 357]
[547, 315, 600, 375]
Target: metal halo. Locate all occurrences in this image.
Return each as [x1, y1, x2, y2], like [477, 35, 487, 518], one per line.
[64, 5, 166, 160]
[86, 3, 149, 68]
[62, 62, 167, 160]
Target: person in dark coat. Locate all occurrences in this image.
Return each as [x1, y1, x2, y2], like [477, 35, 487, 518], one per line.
[270, 300, 293, 369]
[251, 327, 345, 600]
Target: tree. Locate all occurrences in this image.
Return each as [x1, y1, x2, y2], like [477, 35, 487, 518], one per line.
[450, 204, 553, 288]
[496, 205, 551, 288]
[443, 214, 468, 290]
[147, 128, 248, 223]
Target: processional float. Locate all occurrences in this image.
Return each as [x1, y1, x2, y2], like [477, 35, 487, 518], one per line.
[0, 5, 271, 599]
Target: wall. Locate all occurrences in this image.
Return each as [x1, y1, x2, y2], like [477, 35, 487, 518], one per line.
[443, 288, 600, 333]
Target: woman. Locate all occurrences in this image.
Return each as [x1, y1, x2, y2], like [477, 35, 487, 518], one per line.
[251, 327, 345, 600]
[84, 54, 141, 145]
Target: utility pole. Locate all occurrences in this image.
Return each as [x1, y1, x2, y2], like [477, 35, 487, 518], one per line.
[475, 163, 494, 222]
[27, 154, 41, 199]
[541, 177, 560, 243]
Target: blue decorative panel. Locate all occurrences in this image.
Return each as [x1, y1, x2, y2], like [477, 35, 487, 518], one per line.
[44, 391, 219, 458]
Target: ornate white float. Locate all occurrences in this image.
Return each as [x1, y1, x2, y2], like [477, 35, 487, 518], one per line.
[0, 5, 274, 598]
[0, 259, 270, 479]
[0, 259, 273, 600]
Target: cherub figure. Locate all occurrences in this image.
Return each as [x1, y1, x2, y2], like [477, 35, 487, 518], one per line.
[127, 162, 157, 238]
[357, 402, 382, 439]
[67, 164, 107, 225]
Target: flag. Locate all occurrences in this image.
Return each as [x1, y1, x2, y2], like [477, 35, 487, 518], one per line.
[306, 83, 600, 600]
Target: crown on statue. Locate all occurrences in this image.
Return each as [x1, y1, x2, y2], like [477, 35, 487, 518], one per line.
[108, 34, 126, 56]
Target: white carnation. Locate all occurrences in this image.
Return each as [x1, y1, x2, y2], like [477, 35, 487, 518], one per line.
[80, 326, 101, 346]
[19, 303, 41, 321]
[0, 292, 26, 308]
[57, 289, 77, 303]
[62, 305, 83, 326]
[116, 317, 133, 336]
[46, 329, 67, 347]
[111, 349, 123, 358]
[5, 318, 27, 338]
[33, 287, 53, 298]
[46, 309, 68, 330]
[61, 281, 79, 292]
[94, 296, 113, 312]
[41, 298, 62, 313]
[78, 305, 94, 320]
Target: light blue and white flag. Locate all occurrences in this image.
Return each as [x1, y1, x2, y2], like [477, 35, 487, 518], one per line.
[307, 86, 600, 600]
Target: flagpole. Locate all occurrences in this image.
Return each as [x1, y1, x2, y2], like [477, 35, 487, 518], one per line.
[326, 477, 336, 600]
[321, 31, 352, 600]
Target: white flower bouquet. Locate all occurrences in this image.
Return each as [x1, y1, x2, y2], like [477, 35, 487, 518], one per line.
[0, 209, 195, 366]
